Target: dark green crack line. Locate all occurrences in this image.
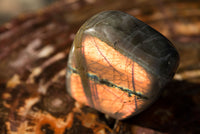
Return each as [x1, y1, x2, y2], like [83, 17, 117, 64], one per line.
[68, 66, 148, 100]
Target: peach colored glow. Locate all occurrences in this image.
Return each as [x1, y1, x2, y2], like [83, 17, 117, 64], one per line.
[69, 35, 151, 119]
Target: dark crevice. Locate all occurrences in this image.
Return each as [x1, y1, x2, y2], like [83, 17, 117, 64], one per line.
[68, 66, 148, 99]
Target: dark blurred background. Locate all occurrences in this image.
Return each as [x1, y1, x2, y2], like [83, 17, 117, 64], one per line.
[0, 0, 56, 25]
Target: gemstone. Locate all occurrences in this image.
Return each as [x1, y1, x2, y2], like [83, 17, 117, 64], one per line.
[66, 11, 179, 120]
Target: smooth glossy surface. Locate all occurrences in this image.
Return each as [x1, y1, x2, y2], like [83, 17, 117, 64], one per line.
[66, 11, 179, 120]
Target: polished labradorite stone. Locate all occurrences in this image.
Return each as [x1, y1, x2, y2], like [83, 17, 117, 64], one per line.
[66, 11, 179, 120]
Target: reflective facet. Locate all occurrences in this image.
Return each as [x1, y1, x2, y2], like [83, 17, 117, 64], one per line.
[66, 11, 179, 120]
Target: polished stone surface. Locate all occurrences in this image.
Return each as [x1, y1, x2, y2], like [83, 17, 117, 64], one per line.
[66, 11, 179, 120]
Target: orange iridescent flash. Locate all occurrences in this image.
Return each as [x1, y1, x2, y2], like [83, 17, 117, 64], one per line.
[68, 35, 152, 119]
[67, 11, 179, 120]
